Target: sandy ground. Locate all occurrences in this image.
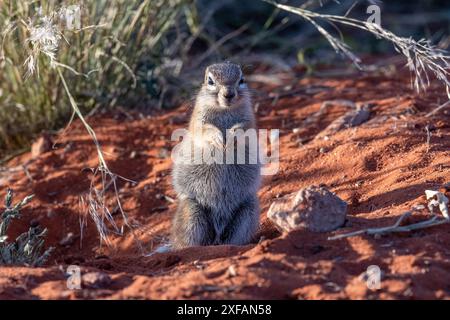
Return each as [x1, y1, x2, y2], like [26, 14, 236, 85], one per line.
[0, 62, 449, 299]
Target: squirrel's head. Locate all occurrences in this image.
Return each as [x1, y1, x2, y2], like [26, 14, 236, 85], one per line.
[201, 62, 249, 108]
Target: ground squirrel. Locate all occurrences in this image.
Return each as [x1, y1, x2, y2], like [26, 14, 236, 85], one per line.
[171, 62, 261, 249]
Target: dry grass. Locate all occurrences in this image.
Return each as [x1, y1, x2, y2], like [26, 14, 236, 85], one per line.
[264, 0, 450, 99]
[0, 0, 190, 152]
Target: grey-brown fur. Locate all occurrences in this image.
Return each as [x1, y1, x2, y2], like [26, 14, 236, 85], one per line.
[171, 62, 260, 249]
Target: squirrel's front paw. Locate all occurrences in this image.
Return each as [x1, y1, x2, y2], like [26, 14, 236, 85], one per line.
[203, 124, 224, 150]
[229, 123, 246, 134]
[226, 123, 248, 148]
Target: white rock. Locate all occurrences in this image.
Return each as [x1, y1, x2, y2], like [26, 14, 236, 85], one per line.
[267, 185, 347, 233]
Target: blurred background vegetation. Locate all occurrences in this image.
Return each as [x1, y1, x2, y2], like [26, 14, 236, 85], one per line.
[0, 0, 449, 156]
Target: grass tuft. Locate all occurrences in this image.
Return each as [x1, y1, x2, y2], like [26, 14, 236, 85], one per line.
[0, 188, 53, 267]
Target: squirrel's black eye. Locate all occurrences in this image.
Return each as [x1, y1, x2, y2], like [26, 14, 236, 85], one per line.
[239, 78, 245, 85]
[208, 77, 215, 85]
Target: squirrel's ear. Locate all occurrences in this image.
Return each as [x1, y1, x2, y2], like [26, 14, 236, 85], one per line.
[206, 72, 215, 85]
[204, 67, 210, 82]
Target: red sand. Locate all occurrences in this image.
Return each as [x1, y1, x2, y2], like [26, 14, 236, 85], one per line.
[0, 64, 449, 299]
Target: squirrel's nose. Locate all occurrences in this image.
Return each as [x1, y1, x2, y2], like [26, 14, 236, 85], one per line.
[223, 91, 235, 101]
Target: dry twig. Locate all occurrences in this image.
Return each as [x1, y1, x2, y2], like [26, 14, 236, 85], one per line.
[329, 190, 450, 240]
[328, 212, 448, 240]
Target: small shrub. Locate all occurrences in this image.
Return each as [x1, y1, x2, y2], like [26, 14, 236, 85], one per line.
[0, 188, 53, 267]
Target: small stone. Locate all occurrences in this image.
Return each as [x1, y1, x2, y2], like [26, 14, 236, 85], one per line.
[59, 232, 77, 246]
[267, 185, 347, 233]
[355, 180, 363, 187]
[316, 104, 371, 140]
[324, 282, 341, 292]
[31, 134, 53, 158]
[227, 265, 237, 277]
[82, 272, 112, 289]
[403, 287, 414, 297]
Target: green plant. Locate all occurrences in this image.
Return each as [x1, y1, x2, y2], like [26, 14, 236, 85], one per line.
[0, 188, 53, 266]
[0, 0, 190, 153]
